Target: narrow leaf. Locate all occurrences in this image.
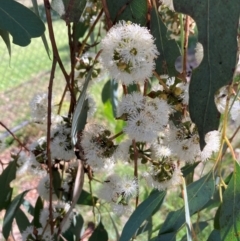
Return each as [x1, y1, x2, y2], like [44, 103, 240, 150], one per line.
[89, 221, 108, 241]
[182, 178, 192, 241]
[71, 214, 84, 240]
[207, 230, 221, 241]
[219, 162, 240, 240]
[150, 7, 181, 77]
[71, 68, 93, 145]
[15, 208, 30, 233]
[120, 190, 166, 241]
[0, 160, 16, 211]
[158, 172, 214, 240]
[77, 189, 98, 206]
[181, 162, 200, 178]
[3, 190, 30, 239]
[0, 29, 11, 56]
[33, 196, 43, 228]
[106, 0, 148, 25]
[52, 168, 62, 198]
[173, 0, 240, 148]
[0, 0, 45, 46]
[31, 0, 51, 58]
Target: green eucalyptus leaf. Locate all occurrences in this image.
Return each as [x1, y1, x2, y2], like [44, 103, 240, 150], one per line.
[77, 189, 98, 206]
[89, 221, 108, 241]
[74, 21, 88, 40]
[31, 0, 51, 58]
[0, 160, 16, 211]
[51, 0, 87, 23]
[120, 190, 166, 241]
[15, 208, 30, 233]
[219, 162, 240, 240]
[173, 0, 240, 149]
[106, 0, 147, 25]
[71, 68, 93, 145]
[52, 168, 62, 198]
[0, 29, 11, 56]
[71, 214, 84, 240]
[33, 196, 43, 228]
[158, 172, 214, 240]
[3, 190, 30, 239]
[207, 230, 221, 241]
[0, 0, 45, 47]
[150, 7, 181, 77]
[181, 162, 200, 177]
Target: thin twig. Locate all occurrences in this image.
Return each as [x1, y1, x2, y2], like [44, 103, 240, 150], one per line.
[122, 84, 128, 95]
[57, 84, 68, 114]
[0, 121, 29, 152]
[109, 131, 124, 141]
[43, 0, 76, 104]
[143, 79, 148, 96]
[78, 8, 104, 56]
[46, 57, 57, 234]
[153, 70, 170, 92]
[101, 0, 113, 29]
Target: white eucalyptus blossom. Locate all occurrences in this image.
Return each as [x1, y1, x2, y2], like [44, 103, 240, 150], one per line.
[200, 130, 221, 161]
[143, 160, 182, 190]
[101, 21, 159, 85]
[97, 174, 138, 215]
[37, 175, 58, 201]
[21, 226, 54, 241]
[40, 202, 73, 233]
[51, 123, 75, 161]
[118, 92, 171, 142]
[29, 93, 50, 123]
[16, 151, 41, 176]
[75, 52, 105, 90]
[81, 123, 117, 171]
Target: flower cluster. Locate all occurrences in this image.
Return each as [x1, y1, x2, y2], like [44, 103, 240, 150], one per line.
[101, 21, 159, 85]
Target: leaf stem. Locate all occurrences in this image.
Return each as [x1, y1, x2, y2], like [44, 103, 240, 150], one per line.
[153, 70, 170, 92]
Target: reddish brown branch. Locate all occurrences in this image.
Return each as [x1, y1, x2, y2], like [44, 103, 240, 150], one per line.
[101, 0, 113, 30]
[46, 55, 57, 235]
[43, 0, 76, 104]
[0, 122, 29, 152]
